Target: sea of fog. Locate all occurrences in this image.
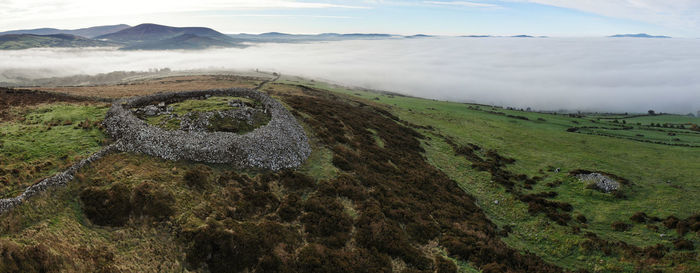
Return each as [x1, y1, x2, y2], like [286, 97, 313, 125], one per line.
[1, 37, 699, 114]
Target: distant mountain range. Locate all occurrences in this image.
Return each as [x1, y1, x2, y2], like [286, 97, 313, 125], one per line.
[0, 23, 676, 50]
[0, 23, 403, 50]
[227, 32, 396, 43]
[609, 33, 671, 38]
[0, 24, 130, 38]
[405, 34, 432, 39]
[0, 34, 119, 50]
[121, 33, 237, 50]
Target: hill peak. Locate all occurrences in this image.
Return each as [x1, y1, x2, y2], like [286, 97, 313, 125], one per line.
[610, 33, 671, 38]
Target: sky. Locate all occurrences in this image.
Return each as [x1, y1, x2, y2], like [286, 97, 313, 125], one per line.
[1, 0, 700, 37]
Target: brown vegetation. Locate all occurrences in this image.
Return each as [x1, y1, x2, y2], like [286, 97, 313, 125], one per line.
[0, 240, 62, 273]
[80, 181, 177, 226]
[0, 87, 92, 121]
[34, 75, 265, 98]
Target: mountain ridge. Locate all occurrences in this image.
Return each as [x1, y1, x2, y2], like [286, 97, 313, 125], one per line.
[96, 23, 234, 44]
[0, 34, 119, 50]
[609, 33, 671, 38]
[0, 24, 131, 38]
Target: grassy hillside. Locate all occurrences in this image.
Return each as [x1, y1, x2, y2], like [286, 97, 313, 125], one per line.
[276, 77, 699, 272]
[0, 75, 697, 272]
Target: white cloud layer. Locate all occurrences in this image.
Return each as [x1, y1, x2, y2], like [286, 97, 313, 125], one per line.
[1, 37, 699, 114]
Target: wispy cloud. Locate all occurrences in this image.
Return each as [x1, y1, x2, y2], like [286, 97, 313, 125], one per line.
[204, 14, 354, 19]
[424, 1, 500, 8]
[0, 0, 368, 29]
[510, 0, 700, 34]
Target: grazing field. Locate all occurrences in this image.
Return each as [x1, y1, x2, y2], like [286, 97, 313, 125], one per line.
[0, 75, 697, 273]
[0, 89, 108, 199]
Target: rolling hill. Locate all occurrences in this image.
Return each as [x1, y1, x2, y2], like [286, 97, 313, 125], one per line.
[228, 32, 396, 43]
[121, 33, 240, 50]
[610, 33, 671, 38]
[0, 24, 131, 38]
[0, 34, 119, 50]
[96, 24, 235, 45]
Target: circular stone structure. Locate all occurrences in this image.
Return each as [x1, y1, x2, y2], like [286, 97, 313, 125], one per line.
[103, 88, 311, 170]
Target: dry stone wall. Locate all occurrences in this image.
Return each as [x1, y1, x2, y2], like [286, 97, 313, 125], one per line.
[103, 88, 311, 170]
[0, 143, 119, 214]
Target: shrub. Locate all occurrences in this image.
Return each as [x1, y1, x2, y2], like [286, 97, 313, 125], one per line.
[0, 240, 62, 273]
[293, 244, 392, 273]
[186, 221, 299, 273]
[279, 170, 315, 191]
[611, 221, 630, 232]
[183, 165, 211, 189]
[673, 239, 694, 251]
[481, 262, 507, 273]
[79, 184, 132, 226]
[435, 256, 458, 273]
[130, 181, 176, 220]
[300, 196, 353, 248]
[278, 193, 302, 221]
[630, 212, 648, 223]
[576, 214, 588, 224]
[662, 216, 679, 229]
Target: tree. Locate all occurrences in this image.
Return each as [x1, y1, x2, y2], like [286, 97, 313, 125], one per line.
[648, 110, 656, 115]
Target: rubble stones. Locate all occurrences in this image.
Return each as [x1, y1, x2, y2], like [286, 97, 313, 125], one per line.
[578, 173, 620, 193]
[103, 88, 311, 170]
[143, 105, 160, 116]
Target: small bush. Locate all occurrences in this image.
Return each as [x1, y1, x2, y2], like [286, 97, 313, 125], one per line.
[130, 181, 176, 220]
[279, 170, 315, 191]
[630, 212, 648, 223]
[0, 240, 62, 273]
[184, 165, 211, 189]
[435, 256, 457, 273]
[79, 184, 131, 226]
[611, 221, 630, 232]
[662, 216, 679, 229]
[278, 193, 302, 221]
[673, 239, 694, 250]
[481, 262, 507, 273]
[185, 221, 299, 273]
[301, 196, 353, 248]
[576, 214, 588, 224]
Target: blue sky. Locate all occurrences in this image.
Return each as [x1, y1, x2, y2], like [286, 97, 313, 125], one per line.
[1, 0, 697, 37]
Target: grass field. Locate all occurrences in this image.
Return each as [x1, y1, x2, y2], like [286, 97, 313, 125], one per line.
[143, 96, 256, 130]
[0, 103, 108, 198]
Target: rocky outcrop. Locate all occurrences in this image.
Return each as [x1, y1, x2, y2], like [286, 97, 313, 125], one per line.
[578, 173, 620, 193]
[103, 88, 311, 170]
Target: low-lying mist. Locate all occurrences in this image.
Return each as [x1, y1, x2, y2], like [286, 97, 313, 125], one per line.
[1, 37, 699, 114]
